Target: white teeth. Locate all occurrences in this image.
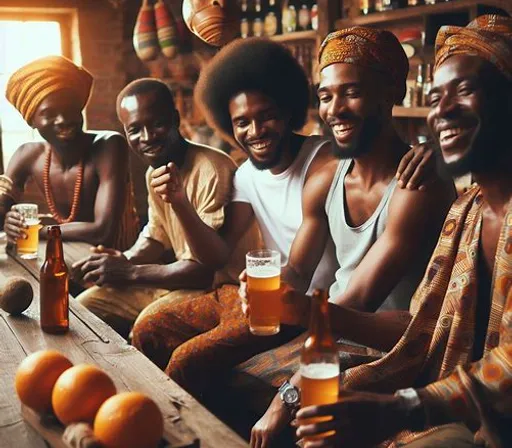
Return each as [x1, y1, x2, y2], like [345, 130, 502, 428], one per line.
[440, 128, 463, 141]
[251, 141, 272, 151]
[332, 124, 354, 133]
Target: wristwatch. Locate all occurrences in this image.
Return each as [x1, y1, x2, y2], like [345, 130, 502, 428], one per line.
[394, 388, 426, 431]
[278, 380, 300, 415]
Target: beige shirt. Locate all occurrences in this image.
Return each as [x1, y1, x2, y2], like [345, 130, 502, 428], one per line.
[142, 143, 260, 286]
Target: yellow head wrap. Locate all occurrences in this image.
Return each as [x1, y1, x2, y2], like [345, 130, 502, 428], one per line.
[434, 14, 512, 80]
[318, 27, 409, 103]
[5, 55, 93, 124]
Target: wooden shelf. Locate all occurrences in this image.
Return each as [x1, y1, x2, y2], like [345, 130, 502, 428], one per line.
[270, 30, 317, 42]
[393, 106, 429, 118]
[336, 0, 511, 28]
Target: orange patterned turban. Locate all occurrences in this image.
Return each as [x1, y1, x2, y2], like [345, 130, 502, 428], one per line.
[318, 27, 409, 103]
[5, 55, 93, 123]
[434, 14, 512, 80]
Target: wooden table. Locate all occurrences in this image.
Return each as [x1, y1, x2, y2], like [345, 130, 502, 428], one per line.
[0, 244, 248, 448]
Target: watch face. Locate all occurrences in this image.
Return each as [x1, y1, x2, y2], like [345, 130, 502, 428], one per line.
[283, 388, 299, 404]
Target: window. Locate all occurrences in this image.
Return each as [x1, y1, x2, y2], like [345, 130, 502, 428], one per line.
[0, 19, 64, 170]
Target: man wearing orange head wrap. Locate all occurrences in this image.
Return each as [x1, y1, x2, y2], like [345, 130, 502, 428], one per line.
[1, 56, 138, 250]
[248, 26, 456, 447]
[293, 14, 512, 448]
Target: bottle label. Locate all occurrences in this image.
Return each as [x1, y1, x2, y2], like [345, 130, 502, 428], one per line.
[253, 18, 264, 37]
[241, 19, 250, 38]
[298, 6, 311, 30]
[311, 5, 318, 30]
[264, 13, 278, 36]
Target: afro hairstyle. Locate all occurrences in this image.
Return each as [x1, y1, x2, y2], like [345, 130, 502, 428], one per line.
[116, 78, 175, 119]
[194, 38, 310, 145]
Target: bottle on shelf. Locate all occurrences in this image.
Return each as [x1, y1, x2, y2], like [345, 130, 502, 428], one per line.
[298, 0, 312, 31]
[374, 0, 384, 11]
[282, 0, 297, 34]
[311, 1, 318, 31]
[264, 0, 280, 36]
[422, 63, 433, 107]
[424, 0, 436, 4]
[40, 225, 69, 334]
[407, 0, 421, 5]
[300, 289, 340, 439]
[360, 0, 374, 15]
[412, 64, 424, 107]
[252, 0, 264, 37]
[240, 0, 251, 38]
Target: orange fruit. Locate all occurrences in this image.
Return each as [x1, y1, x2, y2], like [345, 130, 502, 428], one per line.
[15, 350, 73, 414]
[94, 392, 164, 448]
[52, 364, 116, 425]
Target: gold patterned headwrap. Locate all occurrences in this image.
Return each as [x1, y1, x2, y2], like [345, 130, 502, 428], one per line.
[434, 14, 512, 80]
[318, 27, 409, 103]
[5, 55, 93, 124]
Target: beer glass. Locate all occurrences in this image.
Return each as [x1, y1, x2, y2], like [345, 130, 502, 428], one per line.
[246, 249, 281, 336]
[12, 203, 40, 259]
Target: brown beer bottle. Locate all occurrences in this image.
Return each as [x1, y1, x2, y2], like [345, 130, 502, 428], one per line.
[300, 290, 339, 432]
[40, 226, 69, 333]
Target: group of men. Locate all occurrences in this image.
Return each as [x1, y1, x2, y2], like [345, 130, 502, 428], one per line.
[0, 12, 510, 448]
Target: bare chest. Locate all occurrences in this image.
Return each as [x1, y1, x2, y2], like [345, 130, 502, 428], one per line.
[344, 178, 392, 228]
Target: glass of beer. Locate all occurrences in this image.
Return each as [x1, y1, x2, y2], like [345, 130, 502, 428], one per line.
[12, 203, 40, 259]
[246, 249, 281, 336]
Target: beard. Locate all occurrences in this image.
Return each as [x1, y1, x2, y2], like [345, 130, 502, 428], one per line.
[438, 111, 509, 178]
[329, 113, 383, 160]
[246, 130, 290, 171]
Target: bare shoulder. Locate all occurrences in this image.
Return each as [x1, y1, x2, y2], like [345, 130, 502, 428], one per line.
[87, 130, 128, 162]
[303, 158, 340, 211]
[305, 137, 335, 179]
[6, 141, 45, 176]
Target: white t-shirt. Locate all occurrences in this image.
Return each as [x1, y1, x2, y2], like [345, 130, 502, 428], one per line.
[232, 136, 338, 294]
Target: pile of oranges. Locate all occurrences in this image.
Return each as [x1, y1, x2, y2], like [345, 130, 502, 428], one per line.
[15, 350, 164, 448]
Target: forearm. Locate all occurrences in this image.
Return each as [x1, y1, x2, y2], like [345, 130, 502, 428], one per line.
[171, 200, 229, 268]
[123, 234, 165, 265]
[132, 259, 214, 290]
[282, 265, 310, 293]
[329, 304, 411, 352]
[51, 221, 114, 246]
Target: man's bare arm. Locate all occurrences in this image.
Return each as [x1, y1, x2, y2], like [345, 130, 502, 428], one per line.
[332, 179, 454, 311]
[284, 161, 338, 292]
[123, 232, 167, 265]
[56, 133, 129, 245]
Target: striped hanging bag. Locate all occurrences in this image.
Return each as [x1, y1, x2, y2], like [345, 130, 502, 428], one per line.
[154, 0, 178, 59]
[133, 0, 160, 61]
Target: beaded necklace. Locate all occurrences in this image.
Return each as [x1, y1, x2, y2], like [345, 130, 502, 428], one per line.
[43, 148, 84, 224]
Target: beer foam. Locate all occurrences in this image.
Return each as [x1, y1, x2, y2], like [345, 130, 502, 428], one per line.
[24, 218, 40, 226]
[300, 363, 340, 380]
[246, 265, 280, 278]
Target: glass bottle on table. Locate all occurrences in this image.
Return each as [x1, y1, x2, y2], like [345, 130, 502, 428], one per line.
[40, 225, 69, 334]
[300, 289, 340, 439]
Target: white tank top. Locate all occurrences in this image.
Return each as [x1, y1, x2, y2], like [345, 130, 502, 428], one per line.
[326, 159, 425, 311]
[233, 136, 338, 294]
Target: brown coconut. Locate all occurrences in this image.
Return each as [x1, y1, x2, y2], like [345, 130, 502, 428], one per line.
[0, 277, 33, 315]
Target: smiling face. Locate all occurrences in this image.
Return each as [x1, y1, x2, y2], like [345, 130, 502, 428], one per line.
[427, 55, 510, 176]
[228, 91, 291, 170]
[318, 63, 388, 159]
[118, 90, 182, 168]
[30, 89, 85, 148]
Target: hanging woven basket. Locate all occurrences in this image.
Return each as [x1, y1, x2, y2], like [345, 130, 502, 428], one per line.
[133, 0, 160, 61]
[154, 0, 178, 59]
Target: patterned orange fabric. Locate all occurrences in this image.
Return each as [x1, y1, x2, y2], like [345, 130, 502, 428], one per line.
[343, 186, 512, 446]
[131, 284, 301, 395]
[6, 56, 93, 123]
[435, 14, 512, 80]
[318, 27, 409, 103]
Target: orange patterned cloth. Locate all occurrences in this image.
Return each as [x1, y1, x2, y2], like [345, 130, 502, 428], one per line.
[435, 14, 512, 80]
[343, 186, 512, 446]
[318, 27, 409, 103]
[6, 55, 93, 123]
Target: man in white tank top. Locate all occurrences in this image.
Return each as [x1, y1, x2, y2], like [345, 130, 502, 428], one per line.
[250, 28, 457, 446]
[131, 39, 432, 398]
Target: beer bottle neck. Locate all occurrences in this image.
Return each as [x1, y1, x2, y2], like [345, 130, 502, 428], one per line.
[308, 290, 335, 347]
[45, 236, 64, 261]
